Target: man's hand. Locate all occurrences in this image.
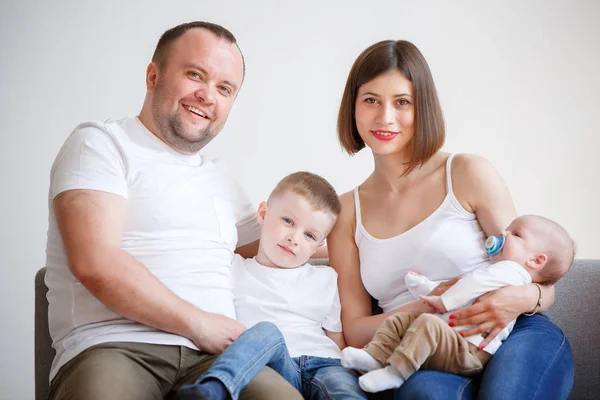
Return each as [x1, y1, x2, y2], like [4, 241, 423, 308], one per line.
[447, 285, 525, 348]
[188, 312, 247, 354]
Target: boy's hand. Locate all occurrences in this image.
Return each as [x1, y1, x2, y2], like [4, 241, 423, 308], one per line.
[427, 277, 460, 296]
[188, 312, 247, 354]
[420, 295, 447, 313]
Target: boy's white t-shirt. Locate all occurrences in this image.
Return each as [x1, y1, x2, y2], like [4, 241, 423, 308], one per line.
[232, 256, 343, 359]
[45, 117, 260, 381]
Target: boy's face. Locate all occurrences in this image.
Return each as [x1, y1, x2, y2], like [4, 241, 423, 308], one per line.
[256, 192, 336, 269]
[491, 216, 543, 266]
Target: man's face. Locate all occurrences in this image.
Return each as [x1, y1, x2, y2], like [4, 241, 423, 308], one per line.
[148, 28, 244, 154]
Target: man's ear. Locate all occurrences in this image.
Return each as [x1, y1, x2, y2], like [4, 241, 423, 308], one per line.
[526, 253, 548, 270]
[256, 201, 268, 225]
[146, 62, 158, 91]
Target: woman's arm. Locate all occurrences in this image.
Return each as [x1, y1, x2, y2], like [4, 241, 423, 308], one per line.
[328, 192, 427, 347]
[450, 154, 555, 346]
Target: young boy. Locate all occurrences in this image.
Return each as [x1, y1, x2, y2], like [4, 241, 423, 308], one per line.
[178, 172, 366, 400]
[341, 215, 575, 393]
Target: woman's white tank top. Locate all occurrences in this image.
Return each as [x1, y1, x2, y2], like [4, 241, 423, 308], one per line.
[354, 154, 489, 313]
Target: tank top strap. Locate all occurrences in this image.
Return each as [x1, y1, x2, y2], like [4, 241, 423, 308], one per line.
[353, 186, 362, 227]
[445, 153, 456, 195]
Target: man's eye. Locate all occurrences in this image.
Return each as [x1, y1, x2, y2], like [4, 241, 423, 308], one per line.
[188, 71, 201, 79]
[219, 86, 231, 95]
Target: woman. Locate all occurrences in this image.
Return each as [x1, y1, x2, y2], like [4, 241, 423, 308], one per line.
[328, 40, 573, 399]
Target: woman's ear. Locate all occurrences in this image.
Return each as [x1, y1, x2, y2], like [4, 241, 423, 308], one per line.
[256, 201, 268, 225]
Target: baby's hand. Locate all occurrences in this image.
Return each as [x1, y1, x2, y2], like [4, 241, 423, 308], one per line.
[420, 295, 447, 314]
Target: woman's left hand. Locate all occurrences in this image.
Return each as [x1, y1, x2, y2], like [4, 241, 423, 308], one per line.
[449, 285, 533, 348]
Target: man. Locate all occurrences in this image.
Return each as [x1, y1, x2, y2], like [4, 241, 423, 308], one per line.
[45, 21, 302, 399]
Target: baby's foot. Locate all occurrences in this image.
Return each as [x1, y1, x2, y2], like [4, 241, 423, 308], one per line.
[420, 295, 447, 313]
[358, 365, 405, 393]
[341, 347, 383, 372]
[405, 272, 438, 298]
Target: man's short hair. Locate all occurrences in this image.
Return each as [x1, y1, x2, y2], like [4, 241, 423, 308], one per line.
[269, 172, 341, 218]
[151, 21, 245, 73]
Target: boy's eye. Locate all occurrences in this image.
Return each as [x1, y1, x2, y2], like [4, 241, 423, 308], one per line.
[282, 217, 292, 225]
[305, 233, 316, 241]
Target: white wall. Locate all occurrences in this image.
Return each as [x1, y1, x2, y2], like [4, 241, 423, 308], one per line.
[1, 0, 598, 398]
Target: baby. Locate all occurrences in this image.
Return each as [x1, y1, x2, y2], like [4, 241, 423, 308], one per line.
[179, 172, 365, 400]
[341, 215, 575, 393]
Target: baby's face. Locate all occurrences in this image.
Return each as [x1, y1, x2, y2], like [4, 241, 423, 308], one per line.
[492, 216, 543, 265]
[257, 192, 336, 269]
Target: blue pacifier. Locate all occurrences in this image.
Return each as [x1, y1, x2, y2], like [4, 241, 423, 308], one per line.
[485, 235, 505, 257]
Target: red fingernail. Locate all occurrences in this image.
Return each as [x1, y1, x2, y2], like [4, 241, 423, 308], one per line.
[459, 332, 464, 337]
[479, 345, 484, 350]
[448, 322, 455, 327]
[449, 315, 456, 320]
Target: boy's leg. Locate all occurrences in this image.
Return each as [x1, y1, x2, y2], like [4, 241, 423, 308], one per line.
[301, 357, 366, 400]
[177, 322, 302, 399]
[388, 314, 489, 379]
[363, 313, 416, 365]
[48, 341, 182, 400]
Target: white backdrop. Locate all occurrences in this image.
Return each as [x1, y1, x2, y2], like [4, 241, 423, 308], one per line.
[1, 1, 598, 398]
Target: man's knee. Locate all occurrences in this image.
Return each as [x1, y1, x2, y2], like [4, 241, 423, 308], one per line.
[49, 345, 165, 400]
[239, 366, 302, 400]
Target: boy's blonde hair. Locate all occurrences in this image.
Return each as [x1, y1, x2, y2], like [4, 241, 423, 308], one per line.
[529, 215, 576, 285]
[269, 172, 341, 218]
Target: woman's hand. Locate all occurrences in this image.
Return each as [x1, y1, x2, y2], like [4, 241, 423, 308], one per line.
[449, 285, 535, 348]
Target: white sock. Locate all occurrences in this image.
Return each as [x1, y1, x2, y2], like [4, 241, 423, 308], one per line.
[405, 272, 438, 298]
[359, 365, 405, 393]
[341, 347, 383, 372]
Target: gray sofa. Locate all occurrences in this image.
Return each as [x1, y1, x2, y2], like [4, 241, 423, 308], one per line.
[35, 260, 600, 400]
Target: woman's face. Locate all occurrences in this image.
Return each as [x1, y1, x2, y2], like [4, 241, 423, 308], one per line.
[354, 69, 415, 156]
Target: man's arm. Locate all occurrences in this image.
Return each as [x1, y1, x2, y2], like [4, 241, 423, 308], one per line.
[55, 189, 245, 354]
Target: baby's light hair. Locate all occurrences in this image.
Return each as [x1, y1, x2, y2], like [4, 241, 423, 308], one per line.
[269, 172, 341, 218]
[527, 215, 575, 284]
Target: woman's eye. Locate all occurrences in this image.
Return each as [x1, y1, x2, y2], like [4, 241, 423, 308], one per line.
[397, 99, 410, 106]
[364, 98, 377, 104]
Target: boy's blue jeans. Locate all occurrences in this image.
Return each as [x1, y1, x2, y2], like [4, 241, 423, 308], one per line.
[178, 321, 365, 400]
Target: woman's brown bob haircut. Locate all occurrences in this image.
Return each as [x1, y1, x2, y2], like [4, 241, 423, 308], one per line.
[337, 40, 445, 175]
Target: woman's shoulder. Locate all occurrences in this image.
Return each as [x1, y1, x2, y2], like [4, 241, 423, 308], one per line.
[451, 153, 497, 173]
[330, 190, 357, 239]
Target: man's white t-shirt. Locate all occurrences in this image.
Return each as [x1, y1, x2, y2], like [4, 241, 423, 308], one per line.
[232, 256, 343, 359]
[45, 117, 260, 381]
